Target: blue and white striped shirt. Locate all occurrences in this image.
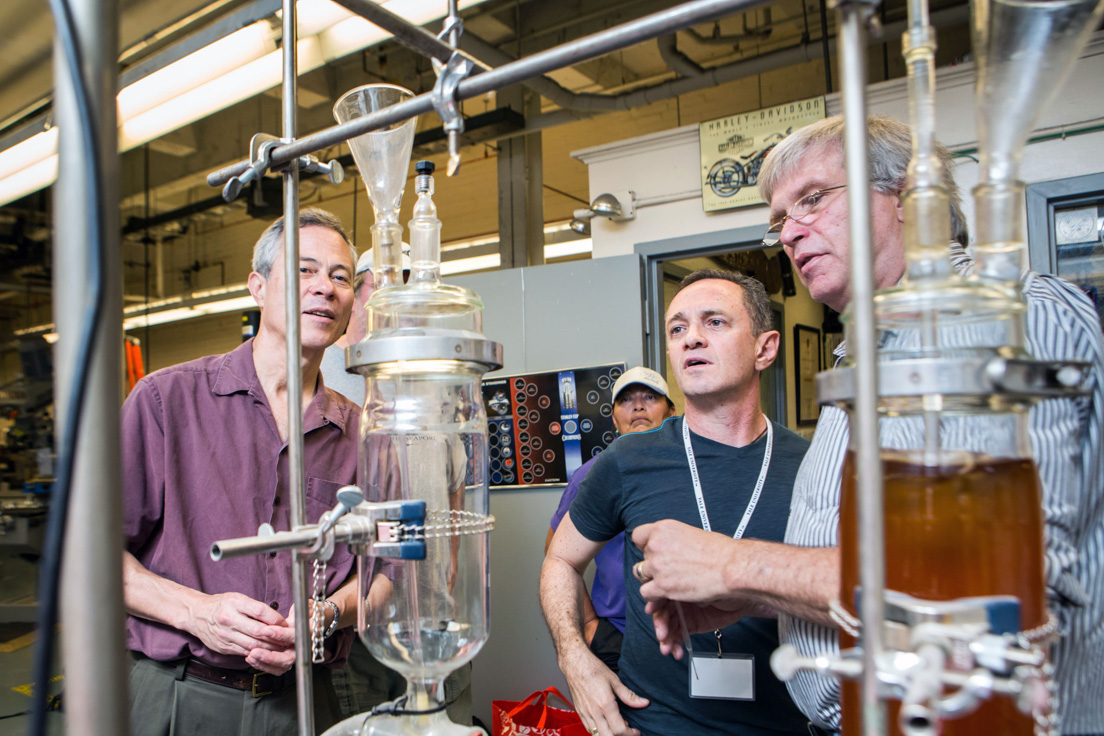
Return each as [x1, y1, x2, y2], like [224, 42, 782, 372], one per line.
[780, 245, 1104, 734]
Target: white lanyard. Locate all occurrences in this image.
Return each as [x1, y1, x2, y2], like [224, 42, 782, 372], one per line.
[682, 414, 772, 540]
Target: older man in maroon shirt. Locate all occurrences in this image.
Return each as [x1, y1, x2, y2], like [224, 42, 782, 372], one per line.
[121, 208, 389, 736]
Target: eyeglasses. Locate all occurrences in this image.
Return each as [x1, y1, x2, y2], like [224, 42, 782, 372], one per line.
[762, 184, 847, 247]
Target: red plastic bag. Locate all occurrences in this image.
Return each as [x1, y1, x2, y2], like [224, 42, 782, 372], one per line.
[492, 686, 590, 736]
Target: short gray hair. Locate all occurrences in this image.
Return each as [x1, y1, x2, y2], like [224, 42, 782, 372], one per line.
[757, 115, 969, 246]
[672, 269, 775, 337]
[251, 207, 357, 278]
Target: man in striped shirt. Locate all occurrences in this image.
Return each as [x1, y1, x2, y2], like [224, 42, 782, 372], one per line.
[634, 115, 1104, 735]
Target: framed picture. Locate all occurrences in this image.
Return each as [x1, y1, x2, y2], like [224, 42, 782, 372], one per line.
[793, 324, 822, 426]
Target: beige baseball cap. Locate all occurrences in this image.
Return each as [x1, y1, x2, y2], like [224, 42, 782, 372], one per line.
[611, 366, 670, 402]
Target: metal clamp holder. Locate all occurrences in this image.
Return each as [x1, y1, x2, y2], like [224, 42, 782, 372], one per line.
[432, 52, 474, 177]
[221, 133, 283, 202]
[353, 499, 431, 560]
[209, 492, 428, 562]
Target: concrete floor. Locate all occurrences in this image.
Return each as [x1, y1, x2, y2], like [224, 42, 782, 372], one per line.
[0, 555, 63, 736]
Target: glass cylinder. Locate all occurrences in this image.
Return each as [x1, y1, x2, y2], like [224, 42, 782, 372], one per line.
[838, 410, 1046, 736]
[356, 359, 490, 699]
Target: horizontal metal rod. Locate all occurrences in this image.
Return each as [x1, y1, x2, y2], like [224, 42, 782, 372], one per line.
[210, 527, 319, 561]
[210, 516, 379, 560]
[207, 0, 767, 187]
[331, 0, 490, 70]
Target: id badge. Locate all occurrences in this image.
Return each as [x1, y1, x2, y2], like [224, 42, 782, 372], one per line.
[688, 653, 755, 700]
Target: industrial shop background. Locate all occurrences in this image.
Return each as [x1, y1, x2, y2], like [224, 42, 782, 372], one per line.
[2, 0, 1104, 730]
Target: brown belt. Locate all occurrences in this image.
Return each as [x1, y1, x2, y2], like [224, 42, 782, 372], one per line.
[183, 658, 295, 698]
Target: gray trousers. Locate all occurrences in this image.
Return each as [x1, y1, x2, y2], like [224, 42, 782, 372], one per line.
[128, 652, 339, 736]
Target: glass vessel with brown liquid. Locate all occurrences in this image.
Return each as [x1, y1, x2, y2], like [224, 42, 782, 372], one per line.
[839, 443, 1047, 736]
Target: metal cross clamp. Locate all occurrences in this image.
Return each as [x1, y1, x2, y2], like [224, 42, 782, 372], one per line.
[432, 51, 475, 177]
[221, 133, 282, 202]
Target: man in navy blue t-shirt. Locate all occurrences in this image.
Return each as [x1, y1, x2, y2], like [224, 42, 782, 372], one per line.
[541, 270, 809, 736]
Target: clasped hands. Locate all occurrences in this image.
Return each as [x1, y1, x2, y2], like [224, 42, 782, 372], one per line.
[186, 592, 336, 675]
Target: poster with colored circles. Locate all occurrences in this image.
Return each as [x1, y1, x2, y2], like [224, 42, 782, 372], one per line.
[482, 363, 626, 487]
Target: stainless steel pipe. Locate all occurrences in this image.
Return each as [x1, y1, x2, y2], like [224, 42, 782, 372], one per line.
[54, 0, 128, 734]
[279, 0, 315, 732]
[207, 0, 770, 187]
[834, 2, 888, 735]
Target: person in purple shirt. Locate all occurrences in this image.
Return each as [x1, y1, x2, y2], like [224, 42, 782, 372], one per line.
[121, 208, 392, 736]
[545, 366, 675, 673]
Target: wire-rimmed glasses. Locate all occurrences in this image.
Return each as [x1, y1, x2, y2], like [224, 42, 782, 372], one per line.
[762, 184, 847, 246]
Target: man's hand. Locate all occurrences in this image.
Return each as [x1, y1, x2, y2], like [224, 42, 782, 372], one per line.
[632, 520, 842, 629]
[643, 598, 746, 660]
[185, 592, 296, 675]
[559, 645, 648, 736]
[632, 520, 735, 603]
[541, 514, 646, 735]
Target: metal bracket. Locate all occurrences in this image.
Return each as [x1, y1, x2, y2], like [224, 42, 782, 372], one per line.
[432, 51, 475, 176]
[297, 155, 345, 185]
[222, 133, 282, 202]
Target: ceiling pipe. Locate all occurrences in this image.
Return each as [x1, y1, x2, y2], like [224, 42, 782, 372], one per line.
[657, 33, 705, 78]
[522, 2, 969, 130]
[686, 10, 773, 45]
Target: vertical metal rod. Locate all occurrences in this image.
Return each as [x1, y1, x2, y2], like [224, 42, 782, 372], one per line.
[835, 3, 887, 736]
[54, 0, 128, 734]
[820, 0, 833, 93]
[281, 0, 313, 733]
[448, 0, 460, 47]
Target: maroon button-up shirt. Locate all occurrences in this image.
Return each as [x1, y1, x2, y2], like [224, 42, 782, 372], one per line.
[122, 339, 359, 669]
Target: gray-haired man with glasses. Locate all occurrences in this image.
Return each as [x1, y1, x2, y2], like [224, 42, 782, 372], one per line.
[761, 184, 846, 247]
[632, 115, 1104, 736]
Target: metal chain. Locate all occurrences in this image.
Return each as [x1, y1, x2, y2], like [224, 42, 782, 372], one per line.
[395, 510, 495, 540]
[311, 558, 326, 664]
[1029, 662, 1060, 736]
[1013, 612, 1060, 648]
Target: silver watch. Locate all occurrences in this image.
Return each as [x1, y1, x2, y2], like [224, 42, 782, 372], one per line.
[323, 599, 341, 639]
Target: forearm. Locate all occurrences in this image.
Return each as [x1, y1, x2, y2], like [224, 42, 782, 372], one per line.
[122, 550, 206, 635]
[328, 575, 362, 630]
[539, 556, 591, 661]
[723, 540, 839, 627]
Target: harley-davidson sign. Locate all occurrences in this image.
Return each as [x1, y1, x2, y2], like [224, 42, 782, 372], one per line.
[699, 96, 825, 212]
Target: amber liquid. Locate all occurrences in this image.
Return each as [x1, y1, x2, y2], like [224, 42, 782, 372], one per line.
[839, 450, 1046, 736]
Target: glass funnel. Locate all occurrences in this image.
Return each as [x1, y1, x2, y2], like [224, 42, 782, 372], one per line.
[334, 84, 417, 291]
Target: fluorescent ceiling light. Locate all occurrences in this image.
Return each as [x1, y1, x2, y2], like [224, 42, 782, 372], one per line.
[0, 0, 490, 206]
[544, 238, 593, 259]
[122, 295, 258, 331]
[440, 253, 501, 275]
[15, 228, 589, 335]
[439, 238, 593, 275]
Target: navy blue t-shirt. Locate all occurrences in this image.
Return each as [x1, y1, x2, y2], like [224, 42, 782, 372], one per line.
[570, 416, 810, 736]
